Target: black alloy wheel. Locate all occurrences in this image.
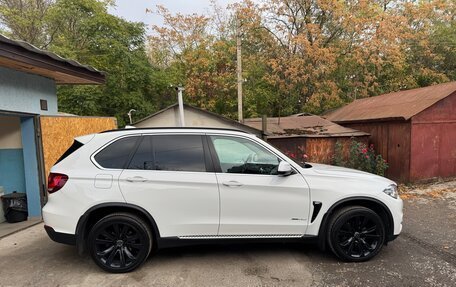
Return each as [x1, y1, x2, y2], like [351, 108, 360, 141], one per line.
[328, 206, 385, 262]
[88, 213, 152, 273]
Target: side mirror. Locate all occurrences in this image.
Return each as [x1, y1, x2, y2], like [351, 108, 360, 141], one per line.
[278, 161, 293, 176]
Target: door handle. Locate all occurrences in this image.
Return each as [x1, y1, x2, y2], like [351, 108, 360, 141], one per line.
[126, 176, 148, 183]
[222, 181, 243, 187]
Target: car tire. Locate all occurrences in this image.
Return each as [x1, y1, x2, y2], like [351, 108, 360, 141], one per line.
[327, 206, 385, 262]
[88, 212, 153, 273]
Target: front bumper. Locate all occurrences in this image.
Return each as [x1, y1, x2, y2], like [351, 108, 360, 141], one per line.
[44, 225, 76, 245]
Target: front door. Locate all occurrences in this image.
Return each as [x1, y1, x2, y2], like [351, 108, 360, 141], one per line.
[118, 134, 219, 238]
[208, 135, 310, 237]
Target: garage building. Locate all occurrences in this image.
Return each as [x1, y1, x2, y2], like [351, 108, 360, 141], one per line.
[325, 82, 456, 182]
[0, 34, 105, 222]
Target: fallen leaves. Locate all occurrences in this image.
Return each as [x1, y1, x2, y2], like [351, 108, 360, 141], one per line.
[399, 179, 456, 200]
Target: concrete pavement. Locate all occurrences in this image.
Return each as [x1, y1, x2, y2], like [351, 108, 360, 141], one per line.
[0, 182, 455, 286]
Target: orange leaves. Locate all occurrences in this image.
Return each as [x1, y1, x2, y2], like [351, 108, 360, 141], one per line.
[147, 0, 454, 117]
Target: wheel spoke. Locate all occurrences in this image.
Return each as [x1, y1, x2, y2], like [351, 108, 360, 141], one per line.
[361, 216, 369, 228]
[101, 231, 115, 241]
[120, 224, 129, 237]
[95, 238, 113, 245]
[113, 224, 120, 237]
[119, 248, 126, 268]
[106, 248, 117, 266]
[129, 242, 144, 249]
[346, 221, 354, 232]
[362, 226, 377, 234]
[126, 234, 139, 242]
[347, 240, 355, 255]
[339, 237, 353, 247]
[97, 245, 115, 256]
[356, 216, 363, 230]
[357, 241, 365, 257]
[360, 239, 373, 253]
[364, 234, 381, 238]
[124, 247, 136, 260]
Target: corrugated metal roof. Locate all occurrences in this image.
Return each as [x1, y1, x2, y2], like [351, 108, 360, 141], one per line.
[243, 115, 369, 138]
[325, 82, 456, 123]
[0, 34, 102, 74]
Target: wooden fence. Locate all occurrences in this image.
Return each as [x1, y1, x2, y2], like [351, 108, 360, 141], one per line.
[40, 115, 117, 177]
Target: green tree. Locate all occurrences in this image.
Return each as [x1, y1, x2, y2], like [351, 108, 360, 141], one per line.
[0, 0, 54, 47]
[49, 0, 156, 126]
[0, 0, 156, 126]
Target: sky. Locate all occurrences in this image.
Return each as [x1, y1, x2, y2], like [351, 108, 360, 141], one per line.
[108, 0, 239, 31]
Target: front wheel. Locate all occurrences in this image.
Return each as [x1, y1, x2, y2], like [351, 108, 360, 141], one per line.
[327, 206, 385, 262]
[88, 213, 153, 273]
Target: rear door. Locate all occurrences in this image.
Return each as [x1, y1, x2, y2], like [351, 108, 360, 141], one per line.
[209, 135, 310, 237]
[118, 134, 220, 238]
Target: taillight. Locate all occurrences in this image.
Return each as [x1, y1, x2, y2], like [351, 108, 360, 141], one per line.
[47, 173, 69, 194]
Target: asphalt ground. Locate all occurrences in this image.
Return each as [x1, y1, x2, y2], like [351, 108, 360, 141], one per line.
[0, 182, 455, 287]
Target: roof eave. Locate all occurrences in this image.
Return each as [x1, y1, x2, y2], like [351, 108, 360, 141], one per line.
[267, 133, 370, 139]
[332, 117, 408, 124]
[0, 37, 105, 84]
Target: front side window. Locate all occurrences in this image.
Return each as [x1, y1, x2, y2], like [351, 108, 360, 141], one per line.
[210, 136, 279, 175]
[128, 135, 206, 172]
[94, 136, 139, 169]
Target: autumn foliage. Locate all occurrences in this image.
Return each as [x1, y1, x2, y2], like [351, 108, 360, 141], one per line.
[0, 0, 454, 124]
[148, 0, 456, 118]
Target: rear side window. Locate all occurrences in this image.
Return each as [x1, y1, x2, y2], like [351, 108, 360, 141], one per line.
[128, 136, 154, 170]
[55, 140, 84, 164]
[94, 136, 139, 169]
[128, 135, 206, 172]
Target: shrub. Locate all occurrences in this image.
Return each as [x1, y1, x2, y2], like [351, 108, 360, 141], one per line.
[283, 145, 308, 164]
[333, 139, 388, 176]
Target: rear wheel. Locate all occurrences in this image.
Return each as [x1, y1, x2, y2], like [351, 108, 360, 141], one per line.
[327, 206, 385, 262]
[88, 213, 152, 273]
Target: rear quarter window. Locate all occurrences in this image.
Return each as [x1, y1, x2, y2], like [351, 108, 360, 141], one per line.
[55, 140, 84, 164]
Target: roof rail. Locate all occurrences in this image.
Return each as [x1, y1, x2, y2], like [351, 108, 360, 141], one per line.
[100, 127, 250, 134]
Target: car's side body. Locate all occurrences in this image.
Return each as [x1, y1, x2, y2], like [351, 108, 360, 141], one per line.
[42, 128, 403, 272]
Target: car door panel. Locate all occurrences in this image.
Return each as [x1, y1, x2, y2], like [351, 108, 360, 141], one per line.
[118, 134, 220, 238]
[216, 173, 310, 236]
[119, 170, 219, 237]
[209, 135, 310, 236]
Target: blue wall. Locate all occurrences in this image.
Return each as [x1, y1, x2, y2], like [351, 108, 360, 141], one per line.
[0, 115, 26, 195]
[20, 117, 41, 217]
[0, 66, 58, 218]
[0, 149, 26, 194]
[0, 67, 57, 115]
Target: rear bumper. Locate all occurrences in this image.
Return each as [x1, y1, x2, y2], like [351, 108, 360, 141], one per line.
[44, 225, 76, 245]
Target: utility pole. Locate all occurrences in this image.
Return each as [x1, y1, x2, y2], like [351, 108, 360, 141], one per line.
[236, 13, 243, 123]
[176, 86, 185, 127]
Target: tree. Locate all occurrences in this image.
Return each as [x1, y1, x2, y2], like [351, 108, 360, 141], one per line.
[0, 0, 155, 126]
[0, 0, 55, 47]
[50, 0, 156, 126]
[1, 0, 453, 123]
[148, 5, 238, 117]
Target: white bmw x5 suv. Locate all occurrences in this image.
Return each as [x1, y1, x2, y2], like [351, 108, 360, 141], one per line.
[43, 128, 403, 273]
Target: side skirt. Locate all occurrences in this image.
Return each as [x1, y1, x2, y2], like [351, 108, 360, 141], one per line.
[157, 235, 318, 249]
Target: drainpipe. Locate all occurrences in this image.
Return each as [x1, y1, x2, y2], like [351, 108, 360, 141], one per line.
[262, 114, 267, 140]
[176, 86, 185, 127]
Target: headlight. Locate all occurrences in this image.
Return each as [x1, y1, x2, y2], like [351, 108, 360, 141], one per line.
[383, 184, 398, 199]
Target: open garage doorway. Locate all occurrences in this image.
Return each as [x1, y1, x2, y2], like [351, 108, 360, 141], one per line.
[0, 112, 44, 232]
